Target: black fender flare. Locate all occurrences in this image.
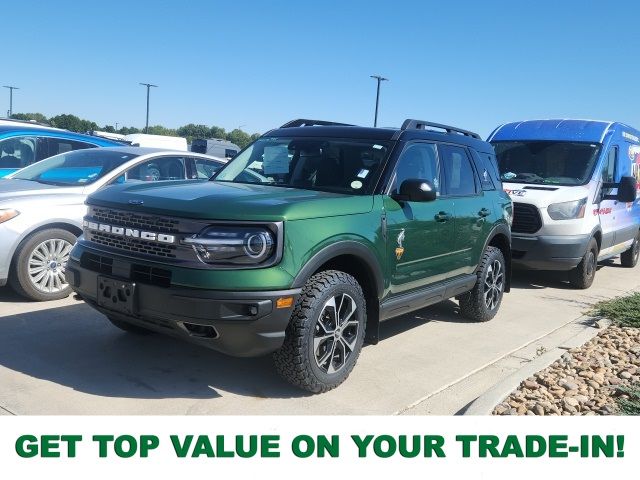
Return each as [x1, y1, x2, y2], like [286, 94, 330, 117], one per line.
[291, 240, 385, 299]
[481, 222, 512, 292]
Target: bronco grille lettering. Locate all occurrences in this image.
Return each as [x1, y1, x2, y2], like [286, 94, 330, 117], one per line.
[83, 220, 176, 244]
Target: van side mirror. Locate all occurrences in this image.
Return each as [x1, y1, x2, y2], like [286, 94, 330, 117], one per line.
[617, 176, 637, 203]
[391, 179, 437, 202]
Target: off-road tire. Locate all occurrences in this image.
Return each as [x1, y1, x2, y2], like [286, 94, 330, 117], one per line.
[569, 237, 598, 289]
[107, 316, 152, 334]
[273, 270, 366, 393]
[620, 231, 640, 268]
[459, 246, 505, 322]
[9, 228, 77, 301]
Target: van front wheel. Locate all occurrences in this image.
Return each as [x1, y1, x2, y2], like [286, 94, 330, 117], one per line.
[568, 238, 598, 289]
[620, 231, 640, 268]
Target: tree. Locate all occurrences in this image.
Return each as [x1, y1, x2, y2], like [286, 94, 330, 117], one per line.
[102, 125, 116, 133]
[118, 126, 141, 135]
[147, 125, 177, 136]
[226, 129, 252, 149]
[250, 133, 261, 142]
[209, 126, 227, 139]
[10, 112, 49, 124]
[49, 114, 98, 133]
[176, 123, 210, 142]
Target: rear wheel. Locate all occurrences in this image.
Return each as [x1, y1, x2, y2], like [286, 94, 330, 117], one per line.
[568, 237, 598, 289]
[459, 246, 505, 322]
[620, 231, 640, 268]
[9, 228, 76, 301]
[273, 270, 366, 393]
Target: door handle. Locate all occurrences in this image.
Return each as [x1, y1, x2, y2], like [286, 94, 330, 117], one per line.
[478, 208, 491, 217]
[435, 211, 451, 222]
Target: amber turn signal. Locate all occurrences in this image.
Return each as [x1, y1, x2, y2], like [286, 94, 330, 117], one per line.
[276, 296, 294, 309]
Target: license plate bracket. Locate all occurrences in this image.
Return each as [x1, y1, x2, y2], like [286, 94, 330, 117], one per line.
[97, 276, 136, 315]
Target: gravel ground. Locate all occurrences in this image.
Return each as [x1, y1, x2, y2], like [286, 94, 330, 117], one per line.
[493, 325, 640, 415]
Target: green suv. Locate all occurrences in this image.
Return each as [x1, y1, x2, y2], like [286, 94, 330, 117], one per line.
[68, 118, 513, 393]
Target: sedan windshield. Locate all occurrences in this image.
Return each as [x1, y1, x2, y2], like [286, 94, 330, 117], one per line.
[12, 149, 139, 186]
[492, 141, 601, 186]
[213, 137, 392, 194]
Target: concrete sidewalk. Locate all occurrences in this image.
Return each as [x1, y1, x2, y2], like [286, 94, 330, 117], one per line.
[0, 259, 638, 415]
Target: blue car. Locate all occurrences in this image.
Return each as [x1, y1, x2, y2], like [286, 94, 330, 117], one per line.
[0, 119, 121, 177]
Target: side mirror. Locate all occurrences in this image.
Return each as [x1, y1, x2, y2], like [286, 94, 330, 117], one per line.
[392, 179, 437, 203]
[617, 176, 637, 203]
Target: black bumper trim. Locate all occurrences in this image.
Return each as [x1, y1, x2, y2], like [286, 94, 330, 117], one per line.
[68, 258, 301, 357]
[511, 234, 591, 271]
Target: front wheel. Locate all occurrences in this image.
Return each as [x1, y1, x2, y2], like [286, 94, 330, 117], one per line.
[273, 270, 366, 393]
[568, 237, 598, 289]
[620, 231, 640, 268]
[459, 246, 506, 322]
[9, 228, 77, 301]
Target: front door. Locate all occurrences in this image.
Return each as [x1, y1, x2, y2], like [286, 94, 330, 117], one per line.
[598, 145, 619, 254]
[384, 142, 456, 296]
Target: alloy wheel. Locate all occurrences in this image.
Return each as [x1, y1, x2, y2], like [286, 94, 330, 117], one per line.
[313, 293, 359, 374]
[483, 259, 504, 311]
[27, 238, 73, 294]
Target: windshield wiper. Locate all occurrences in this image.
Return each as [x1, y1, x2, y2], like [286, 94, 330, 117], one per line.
[33, 179, 69, 186]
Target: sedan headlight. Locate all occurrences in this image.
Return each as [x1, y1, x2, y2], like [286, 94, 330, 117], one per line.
[547, 198, 587, 220]
[0, 209, 19, 224]
[183, 225, 278, 266]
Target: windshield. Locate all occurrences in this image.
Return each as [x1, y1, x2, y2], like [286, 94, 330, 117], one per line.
[492, 141, 601, 186]
[213, 137, 392, 194]
[12, 149, 139, 186]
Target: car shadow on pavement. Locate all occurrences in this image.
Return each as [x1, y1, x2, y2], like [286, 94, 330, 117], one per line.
[0, 302, 309, 401]
[377, 299, 466, 341]
[510, 266, 605, 290]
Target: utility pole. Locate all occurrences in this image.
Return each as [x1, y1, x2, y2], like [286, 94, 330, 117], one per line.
[369, 75, 388, 127]
[139, 83, 158, 133]
[3, 86, 19, 117]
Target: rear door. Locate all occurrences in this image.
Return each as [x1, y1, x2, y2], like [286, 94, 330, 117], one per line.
[438, 143, 492, 275]
[385, 142, 456, 295]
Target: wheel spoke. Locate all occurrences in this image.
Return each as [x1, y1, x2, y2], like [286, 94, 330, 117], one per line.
[313, 292, 359, 374]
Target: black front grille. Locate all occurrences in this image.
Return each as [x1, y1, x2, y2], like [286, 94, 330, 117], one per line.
[80, 252, 172, 288]
[131, 264, 172, 288]
[91, 207, 180, 233]
[512, 202, 542, 234]
[90, 231, 177, 258]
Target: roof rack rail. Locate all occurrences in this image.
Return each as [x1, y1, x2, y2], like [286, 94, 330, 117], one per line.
[401, 119, 481, 139]
[280, 119, 354, 128]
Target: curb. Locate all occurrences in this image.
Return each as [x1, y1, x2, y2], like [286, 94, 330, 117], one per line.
[463, 316, 611, 415]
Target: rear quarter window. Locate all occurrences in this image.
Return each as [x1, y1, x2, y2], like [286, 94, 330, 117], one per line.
[471, 149, 500, 190]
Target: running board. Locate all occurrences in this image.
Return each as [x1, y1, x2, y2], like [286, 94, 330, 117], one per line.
[379, 274, 477, 321]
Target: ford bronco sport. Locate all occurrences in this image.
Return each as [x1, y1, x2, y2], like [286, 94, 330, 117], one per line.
[67, 118, 513, 393]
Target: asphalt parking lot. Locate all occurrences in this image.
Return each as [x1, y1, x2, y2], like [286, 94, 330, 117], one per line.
[1, 261, 638, 415]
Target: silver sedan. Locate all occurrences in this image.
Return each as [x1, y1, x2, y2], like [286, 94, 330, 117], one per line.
[0, 146, 225, 301]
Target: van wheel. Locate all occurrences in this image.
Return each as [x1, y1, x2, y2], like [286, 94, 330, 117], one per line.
[273, 270, 366, 393]
[569, 238, 598, 289]
[9, 228, 77, 301]
[107, 316, 152, 334]
[620, 231, 640, 268]
[459, 246, 505, 322]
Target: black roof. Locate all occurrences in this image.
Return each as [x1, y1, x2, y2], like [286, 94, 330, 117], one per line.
[265, 118, 493, 153]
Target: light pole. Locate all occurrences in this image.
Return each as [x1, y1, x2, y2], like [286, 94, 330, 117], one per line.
[370, 75, 388, 127]
[3, 86, 19, 117]
[139, 83, 158, 133]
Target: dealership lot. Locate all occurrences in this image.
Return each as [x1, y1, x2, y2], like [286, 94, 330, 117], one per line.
[0, 263, 638, 415]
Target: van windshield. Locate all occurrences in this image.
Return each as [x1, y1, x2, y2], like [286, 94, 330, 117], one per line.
[492, 141, 601, 186]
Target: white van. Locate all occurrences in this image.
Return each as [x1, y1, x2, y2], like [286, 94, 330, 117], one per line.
[124, 133, 188, 151]
[489, 119, 640, 288]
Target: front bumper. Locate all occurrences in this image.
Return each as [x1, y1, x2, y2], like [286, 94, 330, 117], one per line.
[67, 253, 300, 358]
[511, 234, 591, 271]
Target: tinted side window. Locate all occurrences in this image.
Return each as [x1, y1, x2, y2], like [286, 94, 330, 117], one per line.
[470, 149, 497, 191]
[439, 144, 477, 196]
[189, 157, 222, 179]
[390, 143, 440, 195]
[124, 156, 186, 182]
[0, 136, 38, 168]
[602, 146, 617, 183]
[46, 138, 95, 156]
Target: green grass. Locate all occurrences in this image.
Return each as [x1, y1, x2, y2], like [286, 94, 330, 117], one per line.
[591, 293, 640, 328]
[617, 384, 640, 415]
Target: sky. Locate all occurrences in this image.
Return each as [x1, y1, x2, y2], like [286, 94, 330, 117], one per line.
[3, 0, 640, 138]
